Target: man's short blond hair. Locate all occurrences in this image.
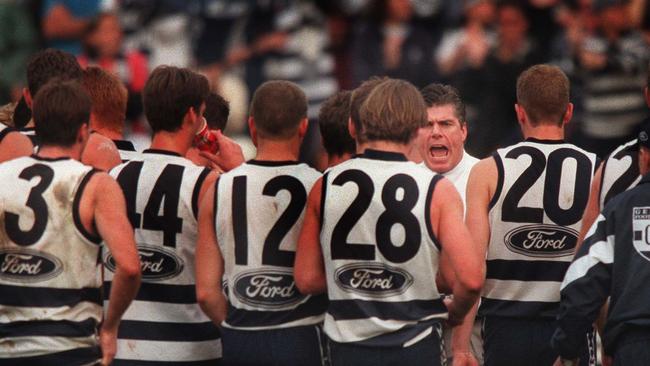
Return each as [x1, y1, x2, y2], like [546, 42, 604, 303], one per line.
[516, 64, 570, 126]
[359, 79, 427, 144]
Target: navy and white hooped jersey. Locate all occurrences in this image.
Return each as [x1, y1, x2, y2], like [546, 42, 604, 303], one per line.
[113, 139, 139, 163]
[216, 160, 326, 330]
[320, 149, 447, 347]
[599, 139, 641, 209]
[104, 149, 220, 365]
[481, 139, 597, 319]
[0, 156, 102, 364]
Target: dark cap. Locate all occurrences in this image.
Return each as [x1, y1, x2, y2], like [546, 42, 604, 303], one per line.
[638, 117, 650, 149]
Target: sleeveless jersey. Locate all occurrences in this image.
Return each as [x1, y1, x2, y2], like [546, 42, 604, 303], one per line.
[0, 156, 102, 364]
[215, 160, 326, 330]
[320, 149, 447, 347]
[481, 139, 597, 318]
[113, 139, 139, 163]
[599, 139, 640, 208]
[104, 149, 220, 365]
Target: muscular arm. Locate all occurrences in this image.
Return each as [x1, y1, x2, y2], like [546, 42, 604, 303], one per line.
[195, 178, 228, 326]
[294, 178, 327, 294]
[434, 177, 484, 323]
[0, 131, 33, 162]
[81, 133, 122, 171]
[578, 164, 603, 247]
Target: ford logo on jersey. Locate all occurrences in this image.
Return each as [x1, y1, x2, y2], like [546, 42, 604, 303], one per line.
[335, 263, 414, 297]
[504, 224, 578, 257]
[104, 244, 184, 281]
[233, 270, 306, 309]
[0, 248, 62, 283]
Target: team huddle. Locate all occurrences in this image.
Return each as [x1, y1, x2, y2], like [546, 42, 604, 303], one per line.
[1, 48, 649, 366]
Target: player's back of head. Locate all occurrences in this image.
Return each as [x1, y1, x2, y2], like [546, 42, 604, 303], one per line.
[205, 92, 230, 131]
[350, 77, 387, 142]
[249, 80, 307, 140]
[27, 48, 82, 97]
[33, 80, 91, 147]
[319, 90, 355, 157]
[81, 66, 128, 132]
[516, 64, 570, 126]
[143, 65, 210, 133]
[421, 83, 467, 124]
[360, 79, 427, 144]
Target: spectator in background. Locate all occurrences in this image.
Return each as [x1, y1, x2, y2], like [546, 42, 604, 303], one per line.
[570, 0, 649, 158]
[0, 1, 37, 104]
[465, 1, 542, 158]
[350, 0, 440, 88]
[78, 12, 148, 125]
[41, 0, 102, 55]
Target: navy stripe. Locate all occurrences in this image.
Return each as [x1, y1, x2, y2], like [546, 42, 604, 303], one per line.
[319, 173, 328, 231]
[0, 126, 15, 144]
[0, 318, 97, 338]
[425, 175, 444, 250]
[479, 297, 558, 319]
[0, 284, 101, 307]
[226, 294, 327, 328]
[105, 282, 196, 304]
[360, 149, 408, 162]
[192, 167, 211, 220]
[247, 160, 301, 166]
[118, 320, 220, 342]
[486, 259, 570, 282]
[113, 359, 220, 366]
[113, 139, 137, 151]
[489, 153, 504, 210]
[328, 298, 447, 321]
[0, 346, 100, 366]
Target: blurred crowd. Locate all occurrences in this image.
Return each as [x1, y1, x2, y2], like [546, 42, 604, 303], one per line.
[1, 0, 649, 160]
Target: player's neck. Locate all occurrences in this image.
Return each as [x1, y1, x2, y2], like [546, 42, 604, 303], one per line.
[90, 118, 123, 140]
[522, 123, 565, 141]
[38, 144, 82, 161]
[362, 140, 413, 157]
[254, 138, 301, 162]
[327, 153, 353, 167]
[150, 131, 193, 156]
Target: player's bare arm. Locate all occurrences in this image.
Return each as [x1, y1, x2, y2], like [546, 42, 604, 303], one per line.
[578, 163, 603, 246]
[196, 178, 228, 326]
[433, 177, 484, 324]
[81, 133, 122, 171]
[0, 131, 33, 162]
[294, 177, 327, 294]
[81, 172, 141, 365]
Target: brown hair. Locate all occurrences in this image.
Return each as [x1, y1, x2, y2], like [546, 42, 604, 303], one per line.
[249, 80, 307, 139]
[516, 64, 570, 126]
[350, 76, 388, 142]
[318, 90, 355, 157]
[33, 80, 91, 147]
[421, 83, 467, 125]
[81, 66, 127, 132]
[360, 79, 427, 144]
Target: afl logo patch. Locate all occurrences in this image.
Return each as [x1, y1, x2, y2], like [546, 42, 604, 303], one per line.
[504, 224, 578, 257]
[104, 244, 184, 281]
[233, 270, 306, 309]
[0, 248, 63, 283]
[632, 207, 650, 262]
[335, 263, 413, 297]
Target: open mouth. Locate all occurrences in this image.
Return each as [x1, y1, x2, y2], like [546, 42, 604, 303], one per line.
[429, 145, 449, 158]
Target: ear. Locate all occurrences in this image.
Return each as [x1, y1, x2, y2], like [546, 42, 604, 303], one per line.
[184, 106, 197, 127]
[23, 88, 32, 109]
[78, 123, 90, 144]
[248, 117, 258, 147]
[297, 118, 308, 139]
[562, 103, 574, 126]
[348, 118, 357, 140]
[514, 104, 526, 127]
[460, 121, 468, 143]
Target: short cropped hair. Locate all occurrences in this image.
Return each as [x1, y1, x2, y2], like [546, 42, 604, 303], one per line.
[249, 80, 307, 139]
[350, 77, 387, 142]
[33, 80, 91, 147]
[27, 49, 82, 97]
[318, 90, 355, 157]
[81, 66, 128, 131]
[421, 83, 467, 124]
[204, 92, 230, 131]
[516, 64, 570, 126]
[360, 79, 428, 144]
[143, 66, 210, 133]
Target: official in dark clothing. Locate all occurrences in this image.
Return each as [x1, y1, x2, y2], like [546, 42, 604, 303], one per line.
[552, 121, 650, 366]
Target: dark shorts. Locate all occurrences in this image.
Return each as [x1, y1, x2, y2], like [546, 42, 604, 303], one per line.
[221, 324, 325, 366]
[327, 324, 444, 366]
[483, 317, 595, 366]
[613, 329, 650, 366]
